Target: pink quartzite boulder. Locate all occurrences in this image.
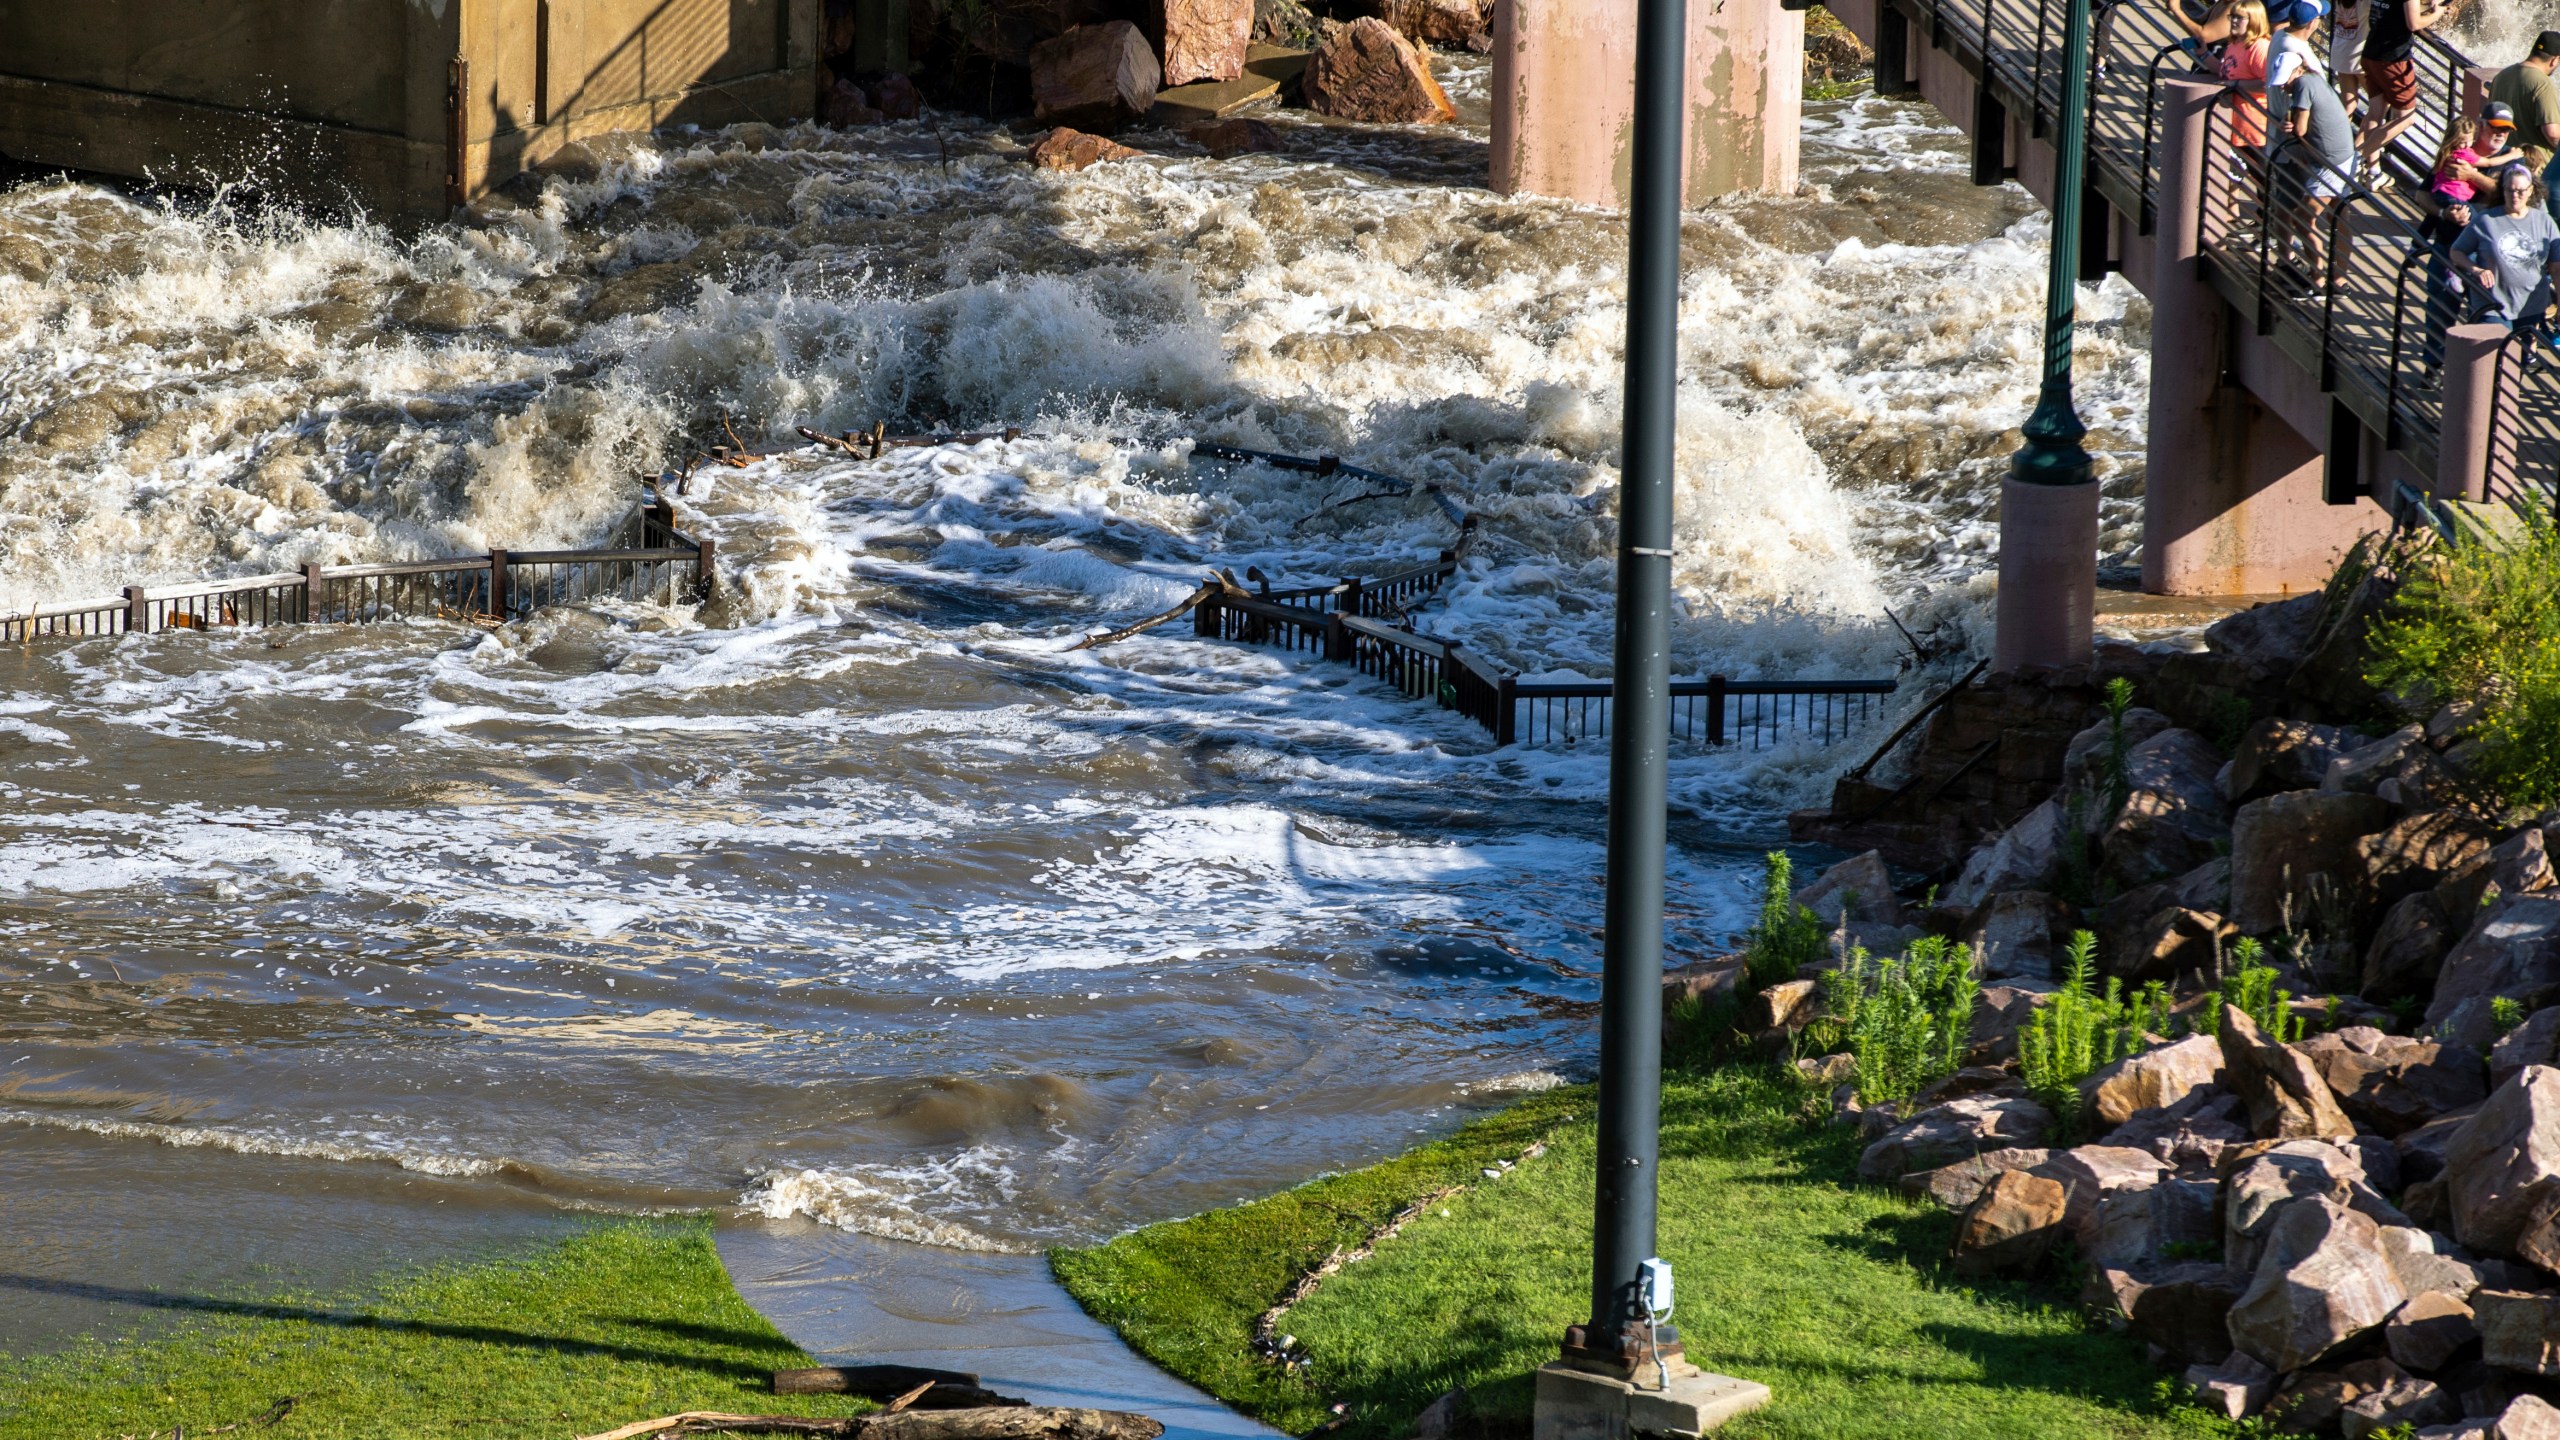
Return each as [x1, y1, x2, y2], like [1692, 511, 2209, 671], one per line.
[1029, 128, 1147, 170]
[1303, 18, 1454, 124]
[2444, 1065, 2560, 1258]
[2473, 1289, 2560, 1375]
[2229, 790, 2394, 936]
[1155, 0, 1252, 85]
[2100, 730, 2231, 893]
[2030, 1145, 2169, 1241]
[2428, 897, 2560, 1030]
[1031, 22, 1162, 132]
[1949, 1170, 2067, 1275]
[2226, 1199, 2409, 1372]
[2384, 1289, 2479, 1374]
[2083, 1034, 2228, 1130]
[2220, 1004, 2356, 1141]
[1856, 1094, 2056, 1182]
[2094, 1261, 2243, 1365]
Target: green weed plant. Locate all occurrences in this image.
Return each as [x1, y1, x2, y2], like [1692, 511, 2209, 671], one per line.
[2018, 932, 2172, 1128]
[1820, 936, 1978, 1106]
[2190, 940, 2304, 1041]
[2366, 514, 2560, 805]
[1745, 851, 1827, 992]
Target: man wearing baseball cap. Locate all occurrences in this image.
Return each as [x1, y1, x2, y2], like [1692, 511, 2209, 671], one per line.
[2488, 30, 2560, 216]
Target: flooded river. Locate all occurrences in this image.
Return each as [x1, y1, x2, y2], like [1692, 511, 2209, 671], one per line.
[0, 54, 2153, 1347]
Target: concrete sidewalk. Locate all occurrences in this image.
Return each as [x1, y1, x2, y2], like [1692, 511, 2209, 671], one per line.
[718, 1219, 1284, 1440]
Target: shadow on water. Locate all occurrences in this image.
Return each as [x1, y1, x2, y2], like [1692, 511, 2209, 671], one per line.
[0, 1274, 776, 1380]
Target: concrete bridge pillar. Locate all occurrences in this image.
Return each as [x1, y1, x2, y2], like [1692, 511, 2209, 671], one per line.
[2142, 77, 2382, 596]
[1489, 0, 1802, 207]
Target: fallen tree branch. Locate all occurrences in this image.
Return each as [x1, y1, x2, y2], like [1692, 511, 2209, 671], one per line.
[581, 1409, 1164, 1440]
[1064, 581, 1217, 651]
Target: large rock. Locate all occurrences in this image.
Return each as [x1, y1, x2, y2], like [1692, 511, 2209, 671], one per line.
[2341, 1378, 2456, 1439]
[2386, 1289, 2480, 1374]
[2492, 1007, 2560, 1091]
[2444, 1066, 2560, 1258]
[2224, 1140, 2401, 1271]
[1899, 1147, 2052, 1210]
[1378, 0, 1486, 45]
[2362, 810, 2496, 912]
[2473, 1289, 2560, 1374]
[2227, 718, 2359, 803]
[2105, 1085, 2250, 1172]
[1969, 891, 2072, 981]
[1949, 1169, 2068, 1275]
[2207, 592, 2327, 684]
[1945, 799, 2068, 912]
[1031, 22, 1162, 132]
[2093, 1261, 2243, 1364]
[2063, 706, 2174, 799]
[2274, 1359, 2414, 1437]
[2099, 730, 2231, 893]
[1184, 117, 1284, 158]
[2229, 791, 2395, 937]
[2083, 1034, 2229, 1130]
[2317, 1038, 2489, 1137]
[1969, 980, 2056, 1064]
[1029, 127, 1147, 170]
[2086, 1176, 2219, 1270]
[2367, 891, 2461, 1004]
[1302, 18, 1454, 123]
[1154, 0, 1252, 85]
[2185, 1350, 2277, 1419]
[1795, 850, 1904, 929]
[2402, 1106, 2487, 1186]
[2324, 725, 2426, 794]
[2381, 1224, 2485, 1299]
[1856, 1095, 2056, 1182]
[2227, 1199, 2410, 1372]
[2431, 897, 2560, 1032]
[2030, 1145, 2169, 1240]
[2221, 1003, 2356, 1141]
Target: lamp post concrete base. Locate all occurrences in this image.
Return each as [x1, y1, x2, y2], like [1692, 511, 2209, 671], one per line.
[1993, 476, 2099, 674]
[1532, 1358, 1772, 1440]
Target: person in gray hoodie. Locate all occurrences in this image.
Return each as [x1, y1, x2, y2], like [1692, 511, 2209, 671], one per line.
[2452, 162, 2560, 327]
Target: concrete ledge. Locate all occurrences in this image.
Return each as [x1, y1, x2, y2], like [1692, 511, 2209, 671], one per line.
[1533, 1360, 1772, 1440]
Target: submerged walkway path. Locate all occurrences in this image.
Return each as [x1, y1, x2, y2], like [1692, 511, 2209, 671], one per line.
[719, 1222, 1280, 1440]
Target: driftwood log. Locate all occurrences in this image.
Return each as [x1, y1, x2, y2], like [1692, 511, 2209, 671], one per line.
[774, 1366, 983, 1397]
[579, 1407, 1166, 1440]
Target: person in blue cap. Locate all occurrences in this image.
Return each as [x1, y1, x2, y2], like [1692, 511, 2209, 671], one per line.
[2268, 0, 2357, 290]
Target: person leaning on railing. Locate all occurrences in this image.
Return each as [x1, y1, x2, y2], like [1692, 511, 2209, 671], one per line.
[2171, 0, 2274, 149]
[2354, 0, 2439, 165]
[2269, 10, 2359, 293]
[2487, 31, 2560, 221]
[2450, 164, 2560, 337]
[2415, 190, 2475, 377]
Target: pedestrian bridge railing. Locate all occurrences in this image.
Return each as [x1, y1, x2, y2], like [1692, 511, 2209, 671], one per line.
[1892, 0, 2559, 518]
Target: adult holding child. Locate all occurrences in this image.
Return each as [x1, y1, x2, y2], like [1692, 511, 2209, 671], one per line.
[2487, 31, 2560, 218]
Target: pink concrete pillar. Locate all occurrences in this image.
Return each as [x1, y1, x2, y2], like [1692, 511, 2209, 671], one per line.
[1994, 477, 2100, 673]
[2437, 324, 2508, 503]
[1489, 0, 1802, 207]
[2144, 76, 2228, 596]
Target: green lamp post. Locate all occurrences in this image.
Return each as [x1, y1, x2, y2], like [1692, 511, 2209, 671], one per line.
[1994, 0, 2101, 673]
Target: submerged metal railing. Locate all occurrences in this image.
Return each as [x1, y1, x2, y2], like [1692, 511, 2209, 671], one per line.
[2, 486, 715, 644]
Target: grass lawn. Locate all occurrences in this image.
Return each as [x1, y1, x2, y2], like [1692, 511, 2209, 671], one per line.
[0, 1219, 867, 1440]
[1053, 1066, 2234, 1440]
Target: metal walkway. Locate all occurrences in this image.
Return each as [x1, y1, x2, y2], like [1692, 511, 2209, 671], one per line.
[1888, 0, 2559, 515]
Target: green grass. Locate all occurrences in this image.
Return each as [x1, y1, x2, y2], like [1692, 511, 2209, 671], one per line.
[1055, 1067, 2233, 1440]
[0, 1219, 868, 1440]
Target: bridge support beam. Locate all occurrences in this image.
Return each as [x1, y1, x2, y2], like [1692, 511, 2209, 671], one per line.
[1489, 0, 1802, 206]
[2141, 77, 2384, 596]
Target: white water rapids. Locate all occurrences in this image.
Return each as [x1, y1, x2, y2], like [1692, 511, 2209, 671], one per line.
[0, 50, 2192, 1345]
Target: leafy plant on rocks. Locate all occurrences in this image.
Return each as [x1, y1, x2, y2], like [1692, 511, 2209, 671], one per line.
[2492, 995, 2527, 1036]
[2366, 512, 2560, 806]
[1821, 935, 1978, 1107]
[2101, 676, 2137, 818]
[2190, 939, 2304, 1041]
[1744, 851, 1826, 992]
[2018, 932, 2171, 1128]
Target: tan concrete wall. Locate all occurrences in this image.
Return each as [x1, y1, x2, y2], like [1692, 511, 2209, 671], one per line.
[0, 0, 819, 217]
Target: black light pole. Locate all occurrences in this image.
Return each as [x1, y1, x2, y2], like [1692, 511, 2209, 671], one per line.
[1581, 0, 1684, 1362]
[1994, 0, 2100, 671]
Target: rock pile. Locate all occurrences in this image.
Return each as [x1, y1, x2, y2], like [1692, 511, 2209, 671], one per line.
[1768, 581, 2560, 1433]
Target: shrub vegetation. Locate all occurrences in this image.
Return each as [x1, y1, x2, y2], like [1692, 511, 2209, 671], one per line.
[2366, 516, 2560, 805]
